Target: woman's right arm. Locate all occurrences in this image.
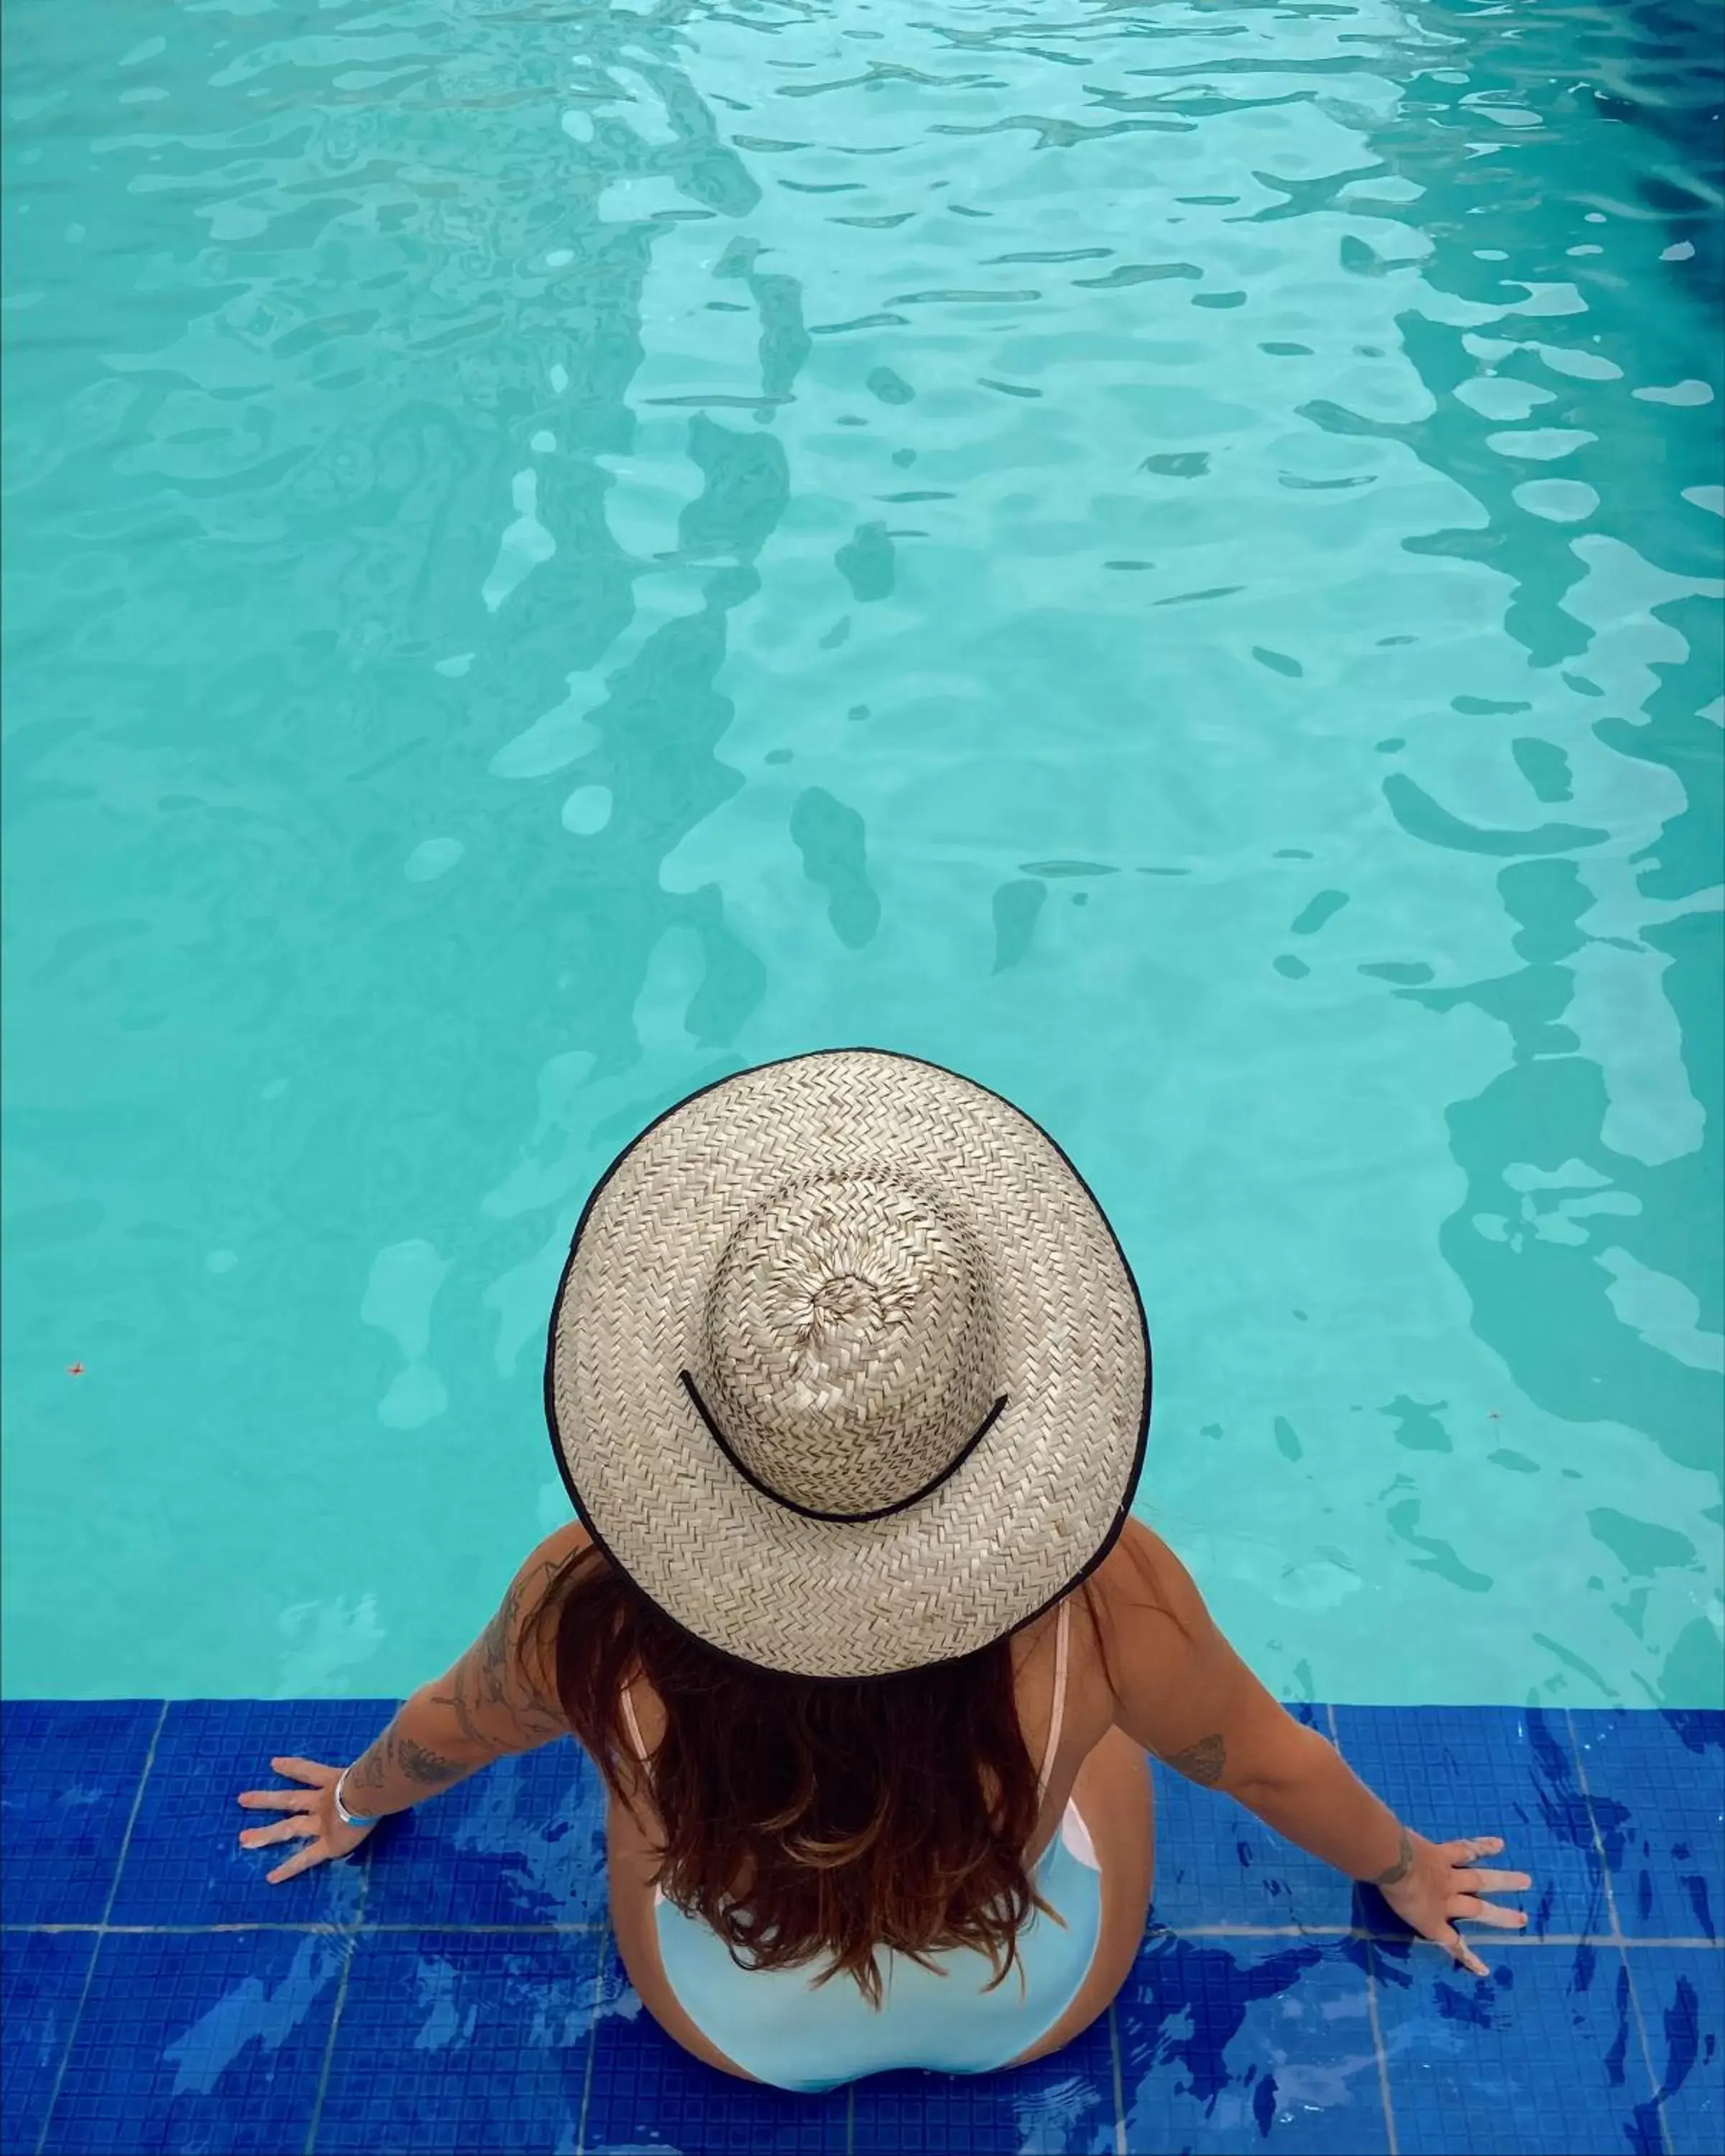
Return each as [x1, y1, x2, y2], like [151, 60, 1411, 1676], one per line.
[236, 1523, 586, 1881]
[1095, 1519, 1530, 1975]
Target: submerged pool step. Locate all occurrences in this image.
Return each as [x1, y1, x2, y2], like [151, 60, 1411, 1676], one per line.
[1, 1701, 1719, 2154]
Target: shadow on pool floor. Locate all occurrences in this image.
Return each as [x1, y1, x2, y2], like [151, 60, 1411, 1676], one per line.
[2, 1702, 1719, 2154]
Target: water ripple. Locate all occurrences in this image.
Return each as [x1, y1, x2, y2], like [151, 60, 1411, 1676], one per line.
[1, 0, 1719, 1707]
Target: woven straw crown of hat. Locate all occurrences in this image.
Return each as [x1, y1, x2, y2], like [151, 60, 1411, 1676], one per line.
[545, 1050, 1149, 1678]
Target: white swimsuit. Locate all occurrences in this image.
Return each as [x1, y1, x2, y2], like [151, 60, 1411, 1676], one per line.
[620, 1599, 1103, 2092]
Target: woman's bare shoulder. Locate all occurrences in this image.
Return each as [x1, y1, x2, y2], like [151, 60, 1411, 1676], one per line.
[1090, 1516, 1192, 1625]
[495, 1519, 597, 1687]
[525, 1518, 594, 1573]
[1084, 1519, 1215, 1717]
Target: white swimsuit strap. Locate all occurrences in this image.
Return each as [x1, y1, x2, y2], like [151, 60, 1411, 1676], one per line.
[1034, 1598, 1072, 1810]
[620, 1681, 648, 1763]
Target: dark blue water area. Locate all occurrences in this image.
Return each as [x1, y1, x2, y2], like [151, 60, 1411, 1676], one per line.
[3, 1701, 1719, 2154]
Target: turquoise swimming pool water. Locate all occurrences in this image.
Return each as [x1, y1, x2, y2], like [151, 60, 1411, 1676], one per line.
[2, 0, 1719, 1708]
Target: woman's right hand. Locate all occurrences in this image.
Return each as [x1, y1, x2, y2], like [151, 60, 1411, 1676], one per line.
[1376, 1830, 1532, 1976]
[236, 1757, 375, 1884]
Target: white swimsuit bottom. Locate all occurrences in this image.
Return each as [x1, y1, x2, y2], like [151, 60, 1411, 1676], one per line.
[650, 1800, 1103, 2093]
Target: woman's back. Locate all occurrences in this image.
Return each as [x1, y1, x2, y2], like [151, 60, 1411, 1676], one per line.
[608, 1577, 1120, 1874]
[599, 1553, 1151, 2089]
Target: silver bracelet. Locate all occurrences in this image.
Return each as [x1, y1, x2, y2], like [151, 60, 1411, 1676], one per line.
[332, 1769, 382, 1830]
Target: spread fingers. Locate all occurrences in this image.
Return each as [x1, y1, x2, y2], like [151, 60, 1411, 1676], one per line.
[239, 1816, 318, 1849]
[1451, 1895, 1530, 1929]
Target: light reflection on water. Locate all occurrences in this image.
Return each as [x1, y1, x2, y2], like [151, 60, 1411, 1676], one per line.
[1, 0, 1719, 1705]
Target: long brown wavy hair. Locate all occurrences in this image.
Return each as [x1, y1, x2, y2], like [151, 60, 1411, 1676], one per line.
[524, 1540, 1126, 2007]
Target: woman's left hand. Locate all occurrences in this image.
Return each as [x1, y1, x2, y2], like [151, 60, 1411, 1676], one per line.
[1376, 1832, 1532, 1976]
[236, 1756, 374, 1883]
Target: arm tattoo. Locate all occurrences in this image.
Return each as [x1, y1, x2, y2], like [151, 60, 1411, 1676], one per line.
[344, 1724, 466, 1797]
[1369, 1825, 1415, 1889]
[392, 1732, 466, 1787]
[431, 1560, 568, 1752]
[347, 1556, 570, 1803]
[1166, 1734, 1227, 1788]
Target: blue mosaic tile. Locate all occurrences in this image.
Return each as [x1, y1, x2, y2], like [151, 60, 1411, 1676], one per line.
[1116, 1931, 1389, 2152]
[1149, 1709, 1356, 1936]
[359, 1736, 607, 1929]
[849, 2024, 1116, 2154]
[1333, 1707, 1606, 1938]
[1, 1929, 88, 2155]
[107, 1698, 385, 1927]
[40, 1928, 344, 2155]
[584, 1934, 852, 2155]
[1371, 1935, 1660, 2153]
[851, 2032, 1118, 2156]
[1632, 1948, 1725, 2156]
[1568, 1710, 1725, 1940]
[6, 1700, 1718, 2156]
[0, 1700, 160, 1925]
[315, 1929, 600, 2154]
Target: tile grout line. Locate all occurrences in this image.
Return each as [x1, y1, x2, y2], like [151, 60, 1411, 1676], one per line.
[1564, 1705, 1675, 2156]
[1, 1920, 610, 1935]
[845, 2076, 856, 2156]
[302, 1845, 374, 2156]
[1155, 1929, 1724, 1948]
[1330, 1705, 1400, 2156]
[1107, 1999, 1128, 2156]
[573, 1917, 610, 2156]
[8, 1919, 1719, 1945]
[1361, 1938, 1401, 2156]
[33, 1699, 169, 2156]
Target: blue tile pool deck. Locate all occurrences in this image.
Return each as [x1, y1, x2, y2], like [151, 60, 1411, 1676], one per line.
[1, 1704, 1719, 2155]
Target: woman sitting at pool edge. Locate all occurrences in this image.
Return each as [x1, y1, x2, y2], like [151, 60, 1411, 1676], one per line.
[238, 1051, 1530, 2092]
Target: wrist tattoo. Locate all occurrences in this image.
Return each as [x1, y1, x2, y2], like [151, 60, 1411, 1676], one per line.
[1370, 1825, 1414, 1888]
[346, 1744, 390, 1793]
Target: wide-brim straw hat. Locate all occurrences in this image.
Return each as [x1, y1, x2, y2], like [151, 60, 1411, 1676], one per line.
[544, 1049, 1149, 1678]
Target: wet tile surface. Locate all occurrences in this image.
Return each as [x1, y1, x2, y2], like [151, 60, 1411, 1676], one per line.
[1569, 1709, 1725, 1940]
[0, 1930, 89, 2155]
[1117, 1932, 1389, 2153]
[316, 1930, 603, 2154]
[849, 2014, 1116, 2155]
[42, 1929, 344, 2154]
[0, 1701, 162, 1925]
[1370, 1935, 1678, 2155]
[1634, 1945, 1725, 2156]
[1, 1703, 1719, 2155]
[109, 1699, 382, 1929]
[1149, 1705, 1357, 1938]
[358, 1737, 607, 1930]
[1333, 1706, 1613, 1937]
[1149, 1774, 1359, 1938]
[586, 1938, 852, 2156]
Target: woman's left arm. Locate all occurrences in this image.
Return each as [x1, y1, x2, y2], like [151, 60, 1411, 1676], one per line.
[236, 1522, 587, 1883]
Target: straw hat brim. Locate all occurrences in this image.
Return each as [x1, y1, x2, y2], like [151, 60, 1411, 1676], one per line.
[543, 1049, 1149, 1678]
